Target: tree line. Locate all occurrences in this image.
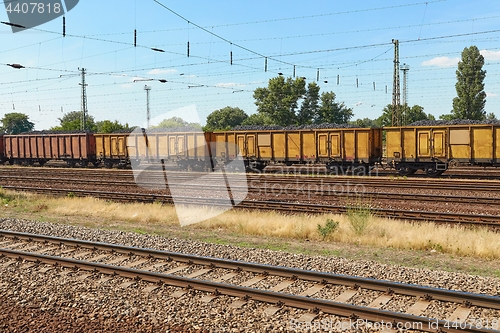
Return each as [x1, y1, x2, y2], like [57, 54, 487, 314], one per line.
[0, 45, 492, 134]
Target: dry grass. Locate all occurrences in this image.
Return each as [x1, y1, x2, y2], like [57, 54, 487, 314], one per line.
[1, 188, 499, 259]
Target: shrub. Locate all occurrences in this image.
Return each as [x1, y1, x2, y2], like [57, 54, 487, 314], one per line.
[317, 219, 340, 240]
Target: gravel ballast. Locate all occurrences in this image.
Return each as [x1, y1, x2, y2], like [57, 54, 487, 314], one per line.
[0, 218, 499, 332]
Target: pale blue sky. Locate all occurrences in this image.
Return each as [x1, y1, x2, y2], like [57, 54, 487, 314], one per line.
[1, 0, 499, 129]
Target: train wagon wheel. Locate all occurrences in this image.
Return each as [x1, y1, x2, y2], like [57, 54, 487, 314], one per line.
[397, 166, 417, 176]
[425, 168, 444, 177]
[104, 161, 114, 169]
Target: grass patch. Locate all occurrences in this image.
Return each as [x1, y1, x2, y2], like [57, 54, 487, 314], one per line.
[0, 189, 499, 276]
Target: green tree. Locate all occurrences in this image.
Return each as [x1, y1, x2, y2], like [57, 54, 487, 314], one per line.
[378, 104, 432, 126]
[486, 112, 497, 121]
[452, 46, 487, 120]
[51, 111, 97, 131]
[253, 76, 306, 126]
[96, 120, 131, 133]
[204, 106, 248, 131]
[241, 113, 275, 126]
[151, 117, 201, 130]
[316, 92, 353, 124]
[349, 117, 382, 128]
[297, 82, 320, 124]
[0, 112, 35, 134]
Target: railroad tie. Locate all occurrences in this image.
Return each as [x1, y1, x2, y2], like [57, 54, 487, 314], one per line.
[20, 245, 40, 253]
[72, 251, 93, 259]
[186, 268, 212, 278]
[1, 260, 16, 268]
[270, 279, 295, 292]
[76, 273, 93, 281]
[125, 258, 149, 268]
[5, 242, 26, 249]
[87, 254, 111, 262]
[142, 285, 161, 294]
[118, 280, 136, 289]
[240, 275, 267, 287]
[367, 294, 392, 309]
[21, 262, 37, 270]
[296, 312, 318, 324]
[105, 256, 127, 265]
[334, 289, 357, 303]
[38, 265, 56, 273]
[164, 265, 188, 275]
[299, 284, 325, 297]
[141, 263, 167, 272]
[406, 299, 431, 316]
[213, 272, 238, 283]
[447, 306, 472, 324]
[36, 246, 60, 254]
[170, 289, 188, 298]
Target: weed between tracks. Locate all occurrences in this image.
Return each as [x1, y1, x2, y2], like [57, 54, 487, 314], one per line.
[0, 187, 499, 276]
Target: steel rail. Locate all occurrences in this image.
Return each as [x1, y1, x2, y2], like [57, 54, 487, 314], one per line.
[1, 230, 499, 310]
[1, 174, 499, 205]
[4, 167, 500, 192]
[0, 247, 498, 333]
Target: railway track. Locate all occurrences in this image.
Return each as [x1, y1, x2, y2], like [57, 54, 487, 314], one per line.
[1, 230, 499, 333]
[1, 174, 499, 205]
[2, 185, 500, 228]
[5, 163, 500, 180]
[4, 167, 500, 191]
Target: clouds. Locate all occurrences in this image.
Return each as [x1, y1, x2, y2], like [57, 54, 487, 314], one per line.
[422, 56, 460, 68]
[147, 68, 177, 75]
[422, 49, 500, 68]
[480, 49, 500, 61]
[215, 82, 244, 88]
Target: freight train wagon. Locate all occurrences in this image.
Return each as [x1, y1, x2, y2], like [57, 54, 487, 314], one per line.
[127, 130, 214, 171]
[385, 124, 500, 176]
[3, 133, 97, 167]
[212, 127, 382, 173]
[94, 133, 129, 168]
[0, 135, 5, 164]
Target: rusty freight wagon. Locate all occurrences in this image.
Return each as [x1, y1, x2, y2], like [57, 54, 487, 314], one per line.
[385, 123, 500, 176]
[127, 130, 214, 171]
[3, 132, 97, 167]
[213, 127, 382, 173]
[0, 135, 5, 164]
[94, 133, 129, 168]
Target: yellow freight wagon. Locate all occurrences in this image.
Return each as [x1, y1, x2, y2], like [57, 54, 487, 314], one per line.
[94, 133, 129, 168]
[385, 124, 500, 176]
[212, 127, 382, 173]
[127, 130, 213, 171]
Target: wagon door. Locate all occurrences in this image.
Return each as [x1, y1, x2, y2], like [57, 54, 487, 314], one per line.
[330, 133, 341, 157]
[111, 137, 118, 158]
[177, 135, 185, 157]
[417, 130, 431, 158]
[237, 135, 246, 156]
[318, 134, 329, 157]
[431, 130, 446, 158]
[246, 135, 256, 157]
[118, 136, 126, 157]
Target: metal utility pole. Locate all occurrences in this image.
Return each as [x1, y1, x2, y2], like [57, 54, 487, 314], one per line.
[391, 39, 401, 127]
[144, 85, 151, 129]
[400, 63, 410, 126]
[79, 68, 88, 131]
[400, 63, 410, 106]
